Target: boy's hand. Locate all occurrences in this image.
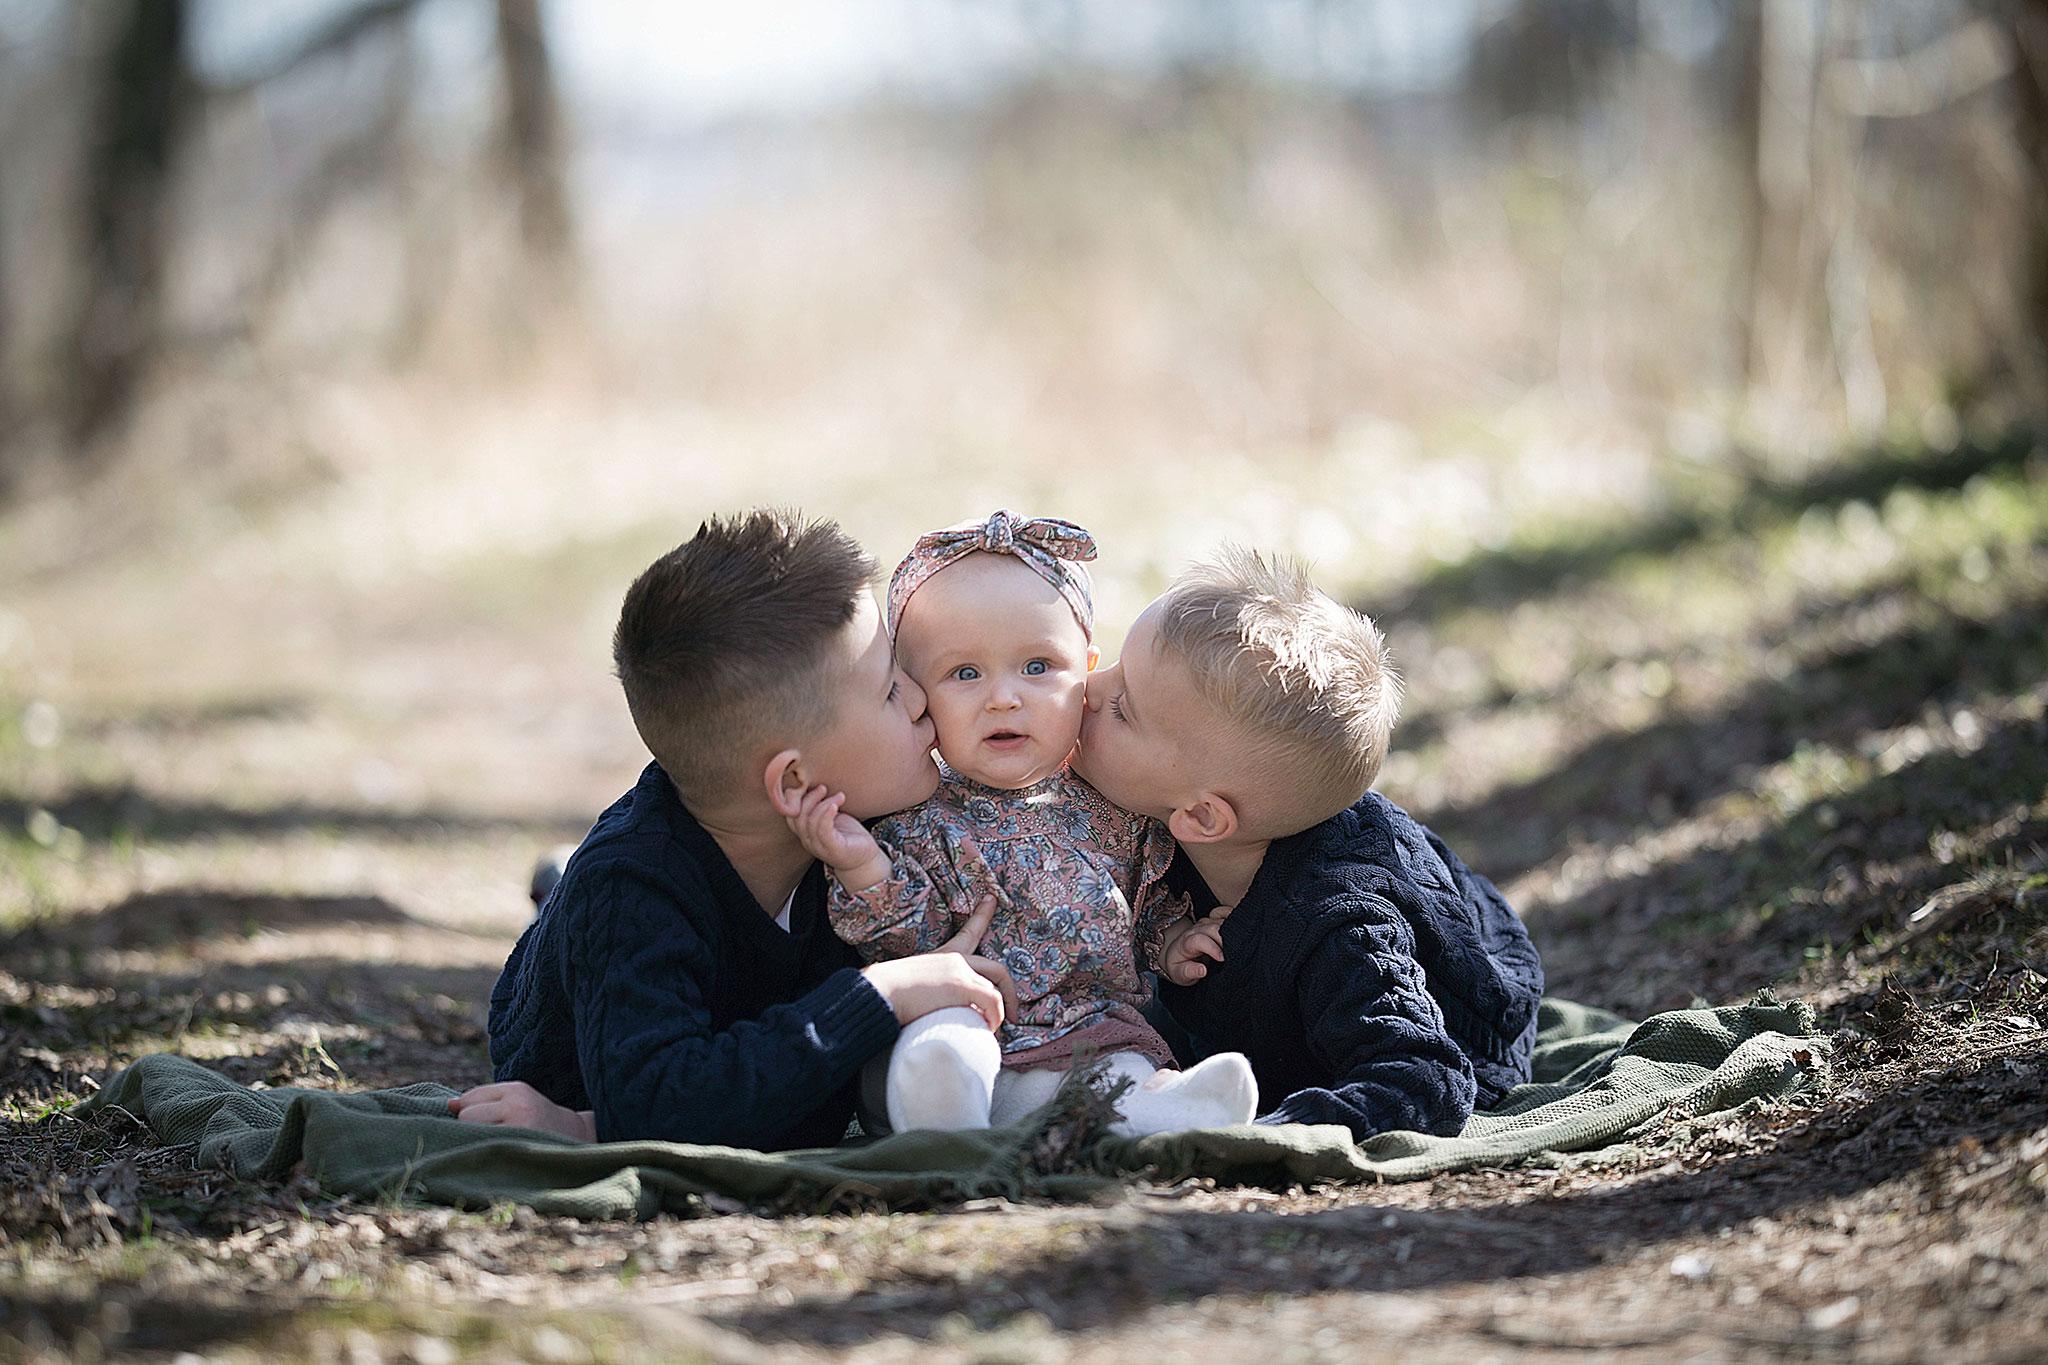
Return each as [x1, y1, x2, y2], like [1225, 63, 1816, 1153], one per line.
[785, 785, 891, 889]
[447, 1081, 597, 1141]
[863, 950, 1012, 1033]
[1159, 907, 1230, 986]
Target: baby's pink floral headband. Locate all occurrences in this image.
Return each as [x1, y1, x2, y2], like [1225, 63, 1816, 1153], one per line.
[887, 510, 1098, 640]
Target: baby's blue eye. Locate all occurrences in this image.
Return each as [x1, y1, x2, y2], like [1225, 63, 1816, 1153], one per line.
[1023, 660, 1048, 676]
[953, 665, 980, 682]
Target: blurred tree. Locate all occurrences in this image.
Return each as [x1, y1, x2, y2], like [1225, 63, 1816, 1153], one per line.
[221, 4, 424, 356]
[43, 0, 579, 458]
[0, 173, 12, 461]
[494, 0, 578, 334]
[1467, 0, 1637, 122]
[1744, 0, 1820, 408]
[1744, 2, 2041, 429]
[63, 0, 193, 449]
[1987, 0, 2048, 400]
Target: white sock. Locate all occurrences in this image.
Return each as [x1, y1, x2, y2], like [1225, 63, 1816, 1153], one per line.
[1108, 1050, 1258, 1136]
[885, 1006, 1000, 1131]
[988, 1065, 1067, 1127]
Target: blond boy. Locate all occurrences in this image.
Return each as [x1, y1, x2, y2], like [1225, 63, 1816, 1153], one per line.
[1073, 548, 1544, 1139]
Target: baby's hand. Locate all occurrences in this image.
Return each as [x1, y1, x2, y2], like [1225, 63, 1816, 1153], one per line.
[1160, 908, 1230, 986]
[787, 785, 891, 889]
[786, 785, 868, 862]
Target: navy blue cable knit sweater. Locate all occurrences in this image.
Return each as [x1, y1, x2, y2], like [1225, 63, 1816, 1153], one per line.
[487, 763, 902, 1149]
[1154, 792, 1543, 1140]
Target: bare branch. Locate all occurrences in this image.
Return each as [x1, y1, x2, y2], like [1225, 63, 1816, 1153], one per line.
[204, 0, 424, 101]
[1822, 18, 2015, 118]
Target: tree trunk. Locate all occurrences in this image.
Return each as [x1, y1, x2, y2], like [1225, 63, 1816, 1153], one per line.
[494, 0, 575, 299]
[1747, 0, 1822, 402]
[1996, 1, 2048, 404]
[65, 0, 190, 448]
[0, 170, 14, 472]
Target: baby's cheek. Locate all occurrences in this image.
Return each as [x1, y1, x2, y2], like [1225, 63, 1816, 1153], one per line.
[924, 711, 978, 770]
[1049, 684, 1088, 745]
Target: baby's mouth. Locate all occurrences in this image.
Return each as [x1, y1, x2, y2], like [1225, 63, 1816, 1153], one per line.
[984, 730, 1029, 747]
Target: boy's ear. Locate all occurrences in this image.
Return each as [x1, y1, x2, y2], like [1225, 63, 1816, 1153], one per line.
[1086, 643, 1101, 672]
[762, 748, 808, 818]
[1166, 791, 1239, 845]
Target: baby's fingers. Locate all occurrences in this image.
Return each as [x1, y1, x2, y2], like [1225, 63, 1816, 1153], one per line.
[787, 791, 843, 860]
[798, 789, 847, 837]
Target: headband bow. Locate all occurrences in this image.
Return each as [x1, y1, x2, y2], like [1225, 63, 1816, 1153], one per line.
[887, 510, 1098, 639]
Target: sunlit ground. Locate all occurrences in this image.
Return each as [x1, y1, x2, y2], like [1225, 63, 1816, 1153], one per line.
[3, 405, 2044, 1363]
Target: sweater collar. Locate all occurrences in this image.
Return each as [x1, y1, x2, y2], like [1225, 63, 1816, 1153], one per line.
[641, 761, 822, 927]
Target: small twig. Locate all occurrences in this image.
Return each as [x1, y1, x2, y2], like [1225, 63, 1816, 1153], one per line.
[1890, 854, 2046, 954]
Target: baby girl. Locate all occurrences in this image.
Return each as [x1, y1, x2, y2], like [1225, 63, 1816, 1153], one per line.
[787, 511, 1257, 1134]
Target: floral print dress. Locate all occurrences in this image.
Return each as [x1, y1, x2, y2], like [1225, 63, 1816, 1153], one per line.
[828, 763, 1185, 1070]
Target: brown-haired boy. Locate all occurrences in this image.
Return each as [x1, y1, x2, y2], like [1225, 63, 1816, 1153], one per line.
[450, 510, 1015, 1148]
[1072, 547, 1543, 1139]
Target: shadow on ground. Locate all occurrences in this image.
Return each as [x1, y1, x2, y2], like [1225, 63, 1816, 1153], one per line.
[4, 910, 503, 1099]
[714, 1042, 2048, 1349]
[0, 1291, 295, 1361]
[0, 786, 584, 847]
[11, 888, 422, 953]
[1420, 591, 2048, 888]
[1527, 701, 2048, 1013]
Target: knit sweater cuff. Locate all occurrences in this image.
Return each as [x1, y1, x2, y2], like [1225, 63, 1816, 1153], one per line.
[808, 967, 901, 1062]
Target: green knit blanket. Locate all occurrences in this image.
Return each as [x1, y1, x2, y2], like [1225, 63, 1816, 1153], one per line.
[73, 996, 1822, 1219]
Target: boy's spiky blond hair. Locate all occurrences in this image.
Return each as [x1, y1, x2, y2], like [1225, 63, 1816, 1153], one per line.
[1155, 546, 1401, 833]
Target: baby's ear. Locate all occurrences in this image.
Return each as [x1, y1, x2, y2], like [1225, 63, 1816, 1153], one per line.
[762, 748, 808, 817]
[1086, 643, 1101, 672]
[1167, 792, 1239, 845]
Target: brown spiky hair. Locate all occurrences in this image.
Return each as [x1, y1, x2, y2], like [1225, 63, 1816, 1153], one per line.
[613, 509, 875, 806]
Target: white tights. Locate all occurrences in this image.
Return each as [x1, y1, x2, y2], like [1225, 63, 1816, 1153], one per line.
[879, 1006, 1257, 1136]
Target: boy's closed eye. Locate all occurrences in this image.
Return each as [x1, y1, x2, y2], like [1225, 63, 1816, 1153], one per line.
[1107, 694, 1127, 720]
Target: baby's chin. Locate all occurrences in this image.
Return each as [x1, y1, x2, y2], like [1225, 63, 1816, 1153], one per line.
[939, 738, 1079, 790]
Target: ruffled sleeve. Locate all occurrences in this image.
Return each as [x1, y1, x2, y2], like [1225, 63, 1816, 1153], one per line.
[825, 807, 996, 962]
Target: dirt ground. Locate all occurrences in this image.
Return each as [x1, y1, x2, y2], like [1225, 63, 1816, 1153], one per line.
[3, 423, 2046, 1363]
